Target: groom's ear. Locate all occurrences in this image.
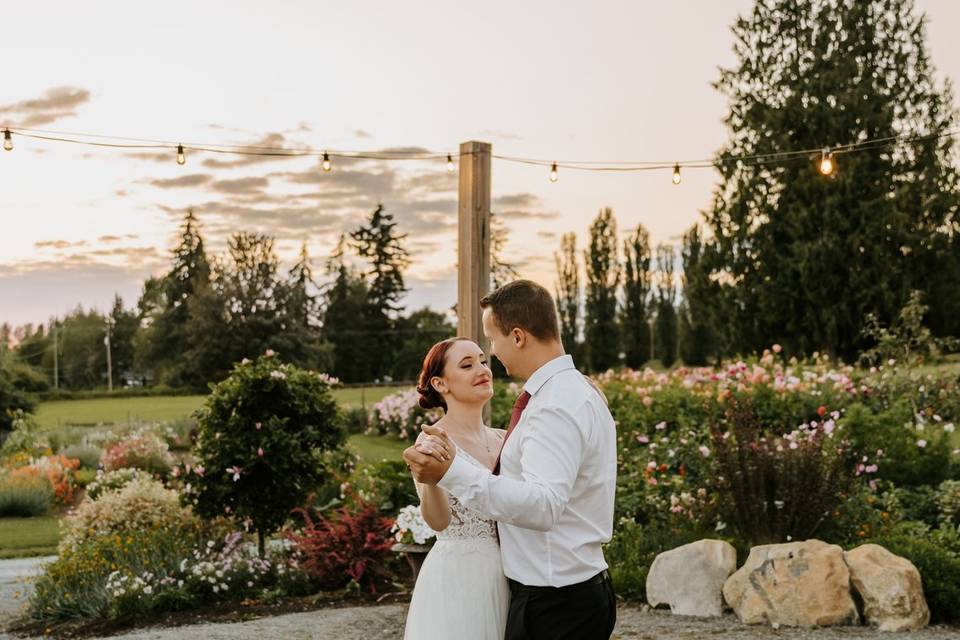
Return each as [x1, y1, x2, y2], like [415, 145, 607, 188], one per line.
[512, 328, 526, 348]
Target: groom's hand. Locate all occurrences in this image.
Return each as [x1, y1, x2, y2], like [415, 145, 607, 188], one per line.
[404, 425, 455, 485]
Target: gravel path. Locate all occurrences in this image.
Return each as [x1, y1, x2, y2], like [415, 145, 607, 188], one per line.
[2, 557, 957, 639]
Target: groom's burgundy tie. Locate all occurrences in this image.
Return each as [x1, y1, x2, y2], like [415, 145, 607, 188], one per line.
[493, 390, 530, 476]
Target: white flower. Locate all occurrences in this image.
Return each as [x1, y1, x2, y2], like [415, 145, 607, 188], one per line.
[917, 439, 927, 448]
[143, 586, 153, 595]
[270, 370, 286, 380]
[698, 446, 710, 458]
[945, 423, 955, 434]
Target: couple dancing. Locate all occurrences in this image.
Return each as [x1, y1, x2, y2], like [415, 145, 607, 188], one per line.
[402, 280, 618, 640]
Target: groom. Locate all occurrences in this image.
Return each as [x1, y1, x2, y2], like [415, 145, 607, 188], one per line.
[404, 279, 618, 640]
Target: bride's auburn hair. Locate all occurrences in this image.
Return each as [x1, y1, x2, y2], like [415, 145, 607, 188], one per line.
[417, 337, 469, 411]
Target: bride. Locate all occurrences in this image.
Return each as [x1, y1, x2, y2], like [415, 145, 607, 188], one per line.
[402, 337, 509, 640]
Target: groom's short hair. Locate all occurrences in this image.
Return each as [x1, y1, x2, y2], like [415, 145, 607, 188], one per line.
[480, 279, 560, 342]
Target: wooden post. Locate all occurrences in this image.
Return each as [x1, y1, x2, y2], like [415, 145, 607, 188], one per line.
[457, 141, 492, 350]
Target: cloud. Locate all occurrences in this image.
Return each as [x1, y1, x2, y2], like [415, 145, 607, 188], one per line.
[491, 193, 559, 220]
[115, 189, 129, 197]
[201, 133, 311, 169]
[34, 240, 89, 250]
[537, 231, 558, 240]
[354, 129, 372, 139]
[211, 176, 269, 194]
[148, 174, 213, 189]
[158, 202, 344, 239]
[97, 235, 124, 243]
[0, 86, 91, 127]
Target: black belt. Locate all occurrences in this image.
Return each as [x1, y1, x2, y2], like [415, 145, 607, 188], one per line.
[508, 569, 610, 593]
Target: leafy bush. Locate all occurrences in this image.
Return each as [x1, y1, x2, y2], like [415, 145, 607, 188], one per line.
[60, 476, 197, 552]
[938, 480, 960, 525]
[288, 499, 396, 593]
[339, 406, 369, 434]
[366, 388, 439, 441]
[0, 474, 53, 517]
[709, 398, 859, 544]
[182, 353, 344, 555]
[100, 431, 174, 477]
[351, 459, 418, 518]
[59, 444, 103, 470]
[84, 468, 141, 501]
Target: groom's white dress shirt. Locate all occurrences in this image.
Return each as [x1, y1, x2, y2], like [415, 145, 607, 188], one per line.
[437, 354, 617, 587]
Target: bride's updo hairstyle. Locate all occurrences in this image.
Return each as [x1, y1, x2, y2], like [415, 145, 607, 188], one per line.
[417, 337, 469, 411]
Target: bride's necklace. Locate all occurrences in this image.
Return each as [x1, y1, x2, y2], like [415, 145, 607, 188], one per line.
[447, 421, 491, 455]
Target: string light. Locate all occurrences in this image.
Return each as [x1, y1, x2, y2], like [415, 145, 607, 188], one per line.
[2, 125, 957, 181]
[818, 147, 835, 176]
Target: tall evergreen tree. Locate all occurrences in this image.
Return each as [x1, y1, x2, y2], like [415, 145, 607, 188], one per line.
[281, 242, 333, 372]
[322, 235, 372, 383]
[554, 232, 581, 361]
[142, 210, 212, 385]
[678, 226, 718, 365]
[491, 213, 521, 290]
[703, 0, 960, 361]
[584, 208, 620, 372]
[654, 244, 678, 368]
[621, 224, 652, 368]
[350, 205, 411, 380]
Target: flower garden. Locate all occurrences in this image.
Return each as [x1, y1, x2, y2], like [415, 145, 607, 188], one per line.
[1, 349, 959, 635]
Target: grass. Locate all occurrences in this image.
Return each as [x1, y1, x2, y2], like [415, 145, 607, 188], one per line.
[346, 433, 409, 467]
[35, 386, 406, 430]
[0, 516, 59, 559]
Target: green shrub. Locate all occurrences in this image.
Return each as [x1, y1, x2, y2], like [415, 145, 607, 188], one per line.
[182, 353, 344, 555]
[60, 476, 197, 552]
[59, 444, 103, 470]
[339, 406, 369, 434]
[938, 480, 960, 525]
[74, 468, 97, 488]
[865, 528, 960, 624]
[0, 475, 54, 517]
[352, 459, 419, 518]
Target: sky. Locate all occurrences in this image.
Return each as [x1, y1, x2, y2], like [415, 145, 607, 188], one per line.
[2, 0, 959, 330]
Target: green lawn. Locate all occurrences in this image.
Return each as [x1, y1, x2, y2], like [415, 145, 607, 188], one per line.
[35, 386, 407, 429]
[0, 516, 59, 559]
[347, 433, 409, 466]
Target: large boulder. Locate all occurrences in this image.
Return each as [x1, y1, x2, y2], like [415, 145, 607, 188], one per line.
[845, 544, 929, 631]
[722, 539, 859, 627]
[646, 539, 737, 616]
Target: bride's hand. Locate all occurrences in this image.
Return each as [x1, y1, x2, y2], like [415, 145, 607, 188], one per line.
[415, 432, 452, 462]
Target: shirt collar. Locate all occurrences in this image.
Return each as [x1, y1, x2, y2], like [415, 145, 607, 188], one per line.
[523, 354, 576, 396]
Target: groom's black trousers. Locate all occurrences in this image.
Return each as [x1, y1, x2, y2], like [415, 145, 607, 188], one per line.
[504, 570, 616, 640]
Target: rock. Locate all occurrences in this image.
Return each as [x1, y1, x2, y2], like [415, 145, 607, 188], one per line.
[646, 539, 737, 617]
[845, 544, 929, 631]
[722, 539, 859, 627]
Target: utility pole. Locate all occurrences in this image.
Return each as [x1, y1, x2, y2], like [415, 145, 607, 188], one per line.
[53, 322, 59, 390]
[104, 317, 114, 392]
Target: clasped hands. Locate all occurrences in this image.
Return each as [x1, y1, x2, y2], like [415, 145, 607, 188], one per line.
[403, 424, 455, 485]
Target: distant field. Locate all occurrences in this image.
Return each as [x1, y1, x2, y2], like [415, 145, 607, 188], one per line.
[35, 386, 406, 429]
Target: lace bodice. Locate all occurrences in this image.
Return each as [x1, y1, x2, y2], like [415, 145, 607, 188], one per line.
[437, 446, 499, 543]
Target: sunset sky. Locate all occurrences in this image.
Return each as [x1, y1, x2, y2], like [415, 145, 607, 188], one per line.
[2, 0, 959, 329]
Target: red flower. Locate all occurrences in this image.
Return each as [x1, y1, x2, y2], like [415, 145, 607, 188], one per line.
[658, 463, 669, 473]
[817, 405, 827, 417]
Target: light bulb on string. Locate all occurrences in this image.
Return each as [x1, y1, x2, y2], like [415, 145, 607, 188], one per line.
[447, 154, 455, 173]
[176, 144, 185, 166]
[549, 162, 559, 183]
[322, 152, 332, 172]
[672, 163, 681, 185]
[818, 148, 835, 176]
[3, 129, 12, 152]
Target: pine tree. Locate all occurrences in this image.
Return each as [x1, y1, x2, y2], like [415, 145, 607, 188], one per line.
[678, 226, 717, 365]
[621, 224, 652, 368]
[554, 233, 581, 360]
[280, 242, 332, 371]
[583, 208, 620, 372]
[322, 235, 372, 383]
[654, 244, 678, 368]
[491, 213, 521, 290]
[703, 0, 960, 361]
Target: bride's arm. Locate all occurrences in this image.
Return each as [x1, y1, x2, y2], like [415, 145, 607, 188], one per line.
[415, 480, 451, 532]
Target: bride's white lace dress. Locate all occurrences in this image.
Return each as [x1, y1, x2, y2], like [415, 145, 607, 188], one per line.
[403, 446, 509, 640]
